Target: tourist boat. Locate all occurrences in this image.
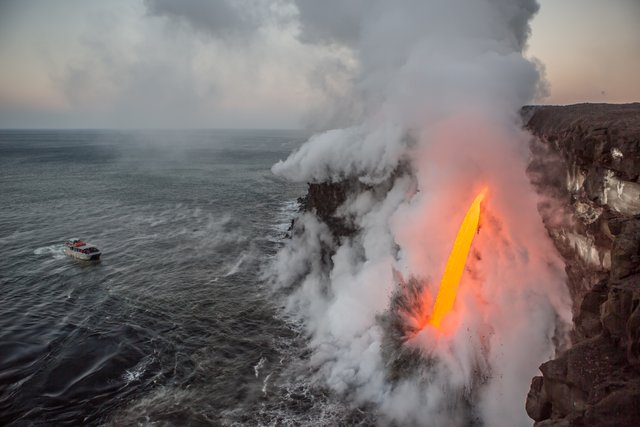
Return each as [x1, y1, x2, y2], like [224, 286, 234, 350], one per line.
[64, 238, 101, 261]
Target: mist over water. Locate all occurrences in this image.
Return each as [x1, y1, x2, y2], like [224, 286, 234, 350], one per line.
[0, 130, 373, 426]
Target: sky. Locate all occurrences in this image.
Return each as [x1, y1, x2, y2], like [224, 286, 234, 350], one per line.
[0, 0, 638, 129]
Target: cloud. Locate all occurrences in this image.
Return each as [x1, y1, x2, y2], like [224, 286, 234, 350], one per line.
[0, 0, 353, 128]
[48, 4, 215, 128]
[293, 0, 368, 46]
[144, 0, 270, 40]
[142, 0, 361, 129]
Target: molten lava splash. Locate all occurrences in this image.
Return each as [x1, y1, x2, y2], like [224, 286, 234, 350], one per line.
[428, 188, 487, 328]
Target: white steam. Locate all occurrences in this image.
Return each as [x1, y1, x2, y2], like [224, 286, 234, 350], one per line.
[270, 1, 571, 426]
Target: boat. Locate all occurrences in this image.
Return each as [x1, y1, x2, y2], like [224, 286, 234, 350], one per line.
[64, 238, 101, 261]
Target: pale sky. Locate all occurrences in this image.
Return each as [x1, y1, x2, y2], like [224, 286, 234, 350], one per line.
[529, 0, 640, 105]
[0, 0, 638, 129]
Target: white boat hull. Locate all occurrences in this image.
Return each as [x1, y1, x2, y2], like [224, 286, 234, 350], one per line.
[64, 247, 101, 261]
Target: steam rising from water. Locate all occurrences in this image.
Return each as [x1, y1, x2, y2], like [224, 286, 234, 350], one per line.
[270, 1, 571, 426]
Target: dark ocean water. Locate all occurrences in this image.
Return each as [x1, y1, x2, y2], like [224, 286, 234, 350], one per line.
[0, 130, 355, 426]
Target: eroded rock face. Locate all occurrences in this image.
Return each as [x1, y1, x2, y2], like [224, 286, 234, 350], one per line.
[524, 103, 640, 427]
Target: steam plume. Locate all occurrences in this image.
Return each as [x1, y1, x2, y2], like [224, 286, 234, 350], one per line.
[271, 1, 571, 426]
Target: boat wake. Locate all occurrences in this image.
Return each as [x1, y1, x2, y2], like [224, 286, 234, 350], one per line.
[33, 244, 66, 260]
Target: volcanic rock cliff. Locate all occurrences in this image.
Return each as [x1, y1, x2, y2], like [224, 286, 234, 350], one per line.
[524, 103, 640, 427]
[296, 103, 640, 426]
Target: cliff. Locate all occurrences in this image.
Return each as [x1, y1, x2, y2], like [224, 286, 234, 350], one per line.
[524, 103, 640, 427]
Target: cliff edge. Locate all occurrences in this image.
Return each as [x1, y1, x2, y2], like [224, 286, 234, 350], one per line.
[524, 103, 640, 427]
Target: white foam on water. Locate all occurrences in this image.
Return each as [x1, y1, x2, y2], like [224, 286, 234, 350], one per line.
[262, 372, 272, 395]
[123, 356, 153, 385]
[254, 356, 266, 378]
[266, 199, 300, 244]
[34, 244, 66, 260]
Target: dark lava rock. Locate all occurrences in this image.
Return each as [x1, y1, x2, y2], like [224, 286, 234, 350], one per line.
[527, 376, 552, 421]
[611, 220, 640, 281]
[525, 104, 640, 427]
[574, 280, 607, 339]
[525, 103, 640, 182]
[295, 163, 412, 242]
[298, 179, 362, 238]
[583, 383, 640, 427]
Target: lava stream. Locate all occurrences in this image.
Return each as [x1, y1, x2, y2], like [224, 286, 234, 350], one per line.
[428, 188, 487, 328]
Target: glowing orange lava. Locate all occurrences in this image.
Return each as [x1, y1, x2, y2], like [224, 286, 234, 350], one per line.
[428, 188, 487, 328]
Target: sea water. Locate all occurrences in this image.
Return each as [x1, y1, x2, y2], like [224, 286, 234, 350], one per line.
[0, 130, 369, 426]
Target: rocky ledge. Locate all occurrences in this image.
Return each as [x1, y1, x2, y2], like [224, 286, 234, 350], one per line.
[525, 103, 640, 426]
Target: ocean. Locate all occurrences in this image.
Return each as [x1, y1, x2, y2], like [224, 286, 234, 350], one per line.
[0, 130, 359, 426]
